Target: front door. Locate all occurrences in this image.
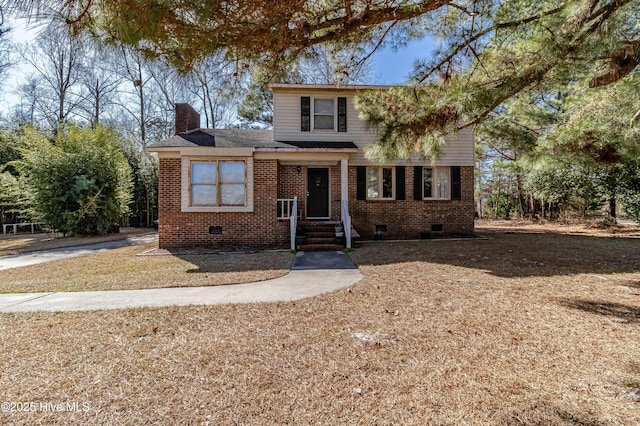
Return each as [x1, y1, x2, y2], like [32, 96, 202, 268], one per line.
[306, 168, 330, 218]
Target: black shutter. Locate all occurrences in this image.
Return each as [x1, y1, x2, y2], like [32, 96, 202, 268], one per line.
[451, 166, 461, 200]
[356, 166, 366, 200]
[395, 166, 405, 200]
[413, 166, 423, 200]
[337, 97, 347, 132]
[301, 97, 310, 131]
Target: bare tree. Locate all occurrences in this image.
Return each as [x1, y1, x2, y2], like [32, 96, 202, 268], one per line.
[11, 75, 47, 126]
[187, 52, 240, 129]
[109, 46, 190, 145]
[19, 22, 85, 127]
[145, 59, 193, 141]
[76, 46, 123, 127]
[107, 45, 153, 145]
[0, 9, 13, 85]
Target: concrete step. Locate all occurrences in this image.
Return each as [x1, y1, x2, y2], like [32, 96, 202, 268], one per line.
[297, 243, 344, 252]
[299, 220, 341, 226]
[305, 231, 336, 239]
[305, 237, 338, 244]
[297, 221, 344, 251]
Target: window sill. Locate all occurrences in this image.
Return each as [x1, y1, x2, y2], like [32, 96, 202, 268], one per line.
[181, 205, 254, 213]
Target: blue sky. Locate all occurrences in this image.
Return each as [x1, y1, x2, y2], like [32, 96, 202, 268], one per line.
[371, 37, 436, 84]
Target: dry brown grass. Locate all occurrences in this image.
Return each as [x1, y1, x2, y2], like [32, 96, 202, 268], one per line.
[0, 243, 293, 292]
[0, 222, 639, 425]
[0, 228, 155, 256]
[476, 218, 640, 237]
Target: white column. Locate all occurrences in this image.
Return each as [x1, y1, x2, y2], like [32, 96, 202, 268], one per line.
[340, 158, 349, 203]
[340, 158, 352, 248]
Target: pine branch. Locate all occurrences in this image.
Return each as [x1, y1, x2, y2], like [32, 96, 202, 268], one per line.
[417, 6, 565, 83]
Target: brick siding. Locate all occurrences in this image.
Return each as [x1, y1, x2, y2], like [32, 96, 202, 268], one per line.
[348, 166, 475, 239]
[158, 160, 474, 248]
[158, 158, 289, 249]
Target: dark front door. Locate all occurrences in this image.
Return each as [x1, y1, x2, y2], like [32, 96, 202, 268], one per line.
[307, 168, 329, 218]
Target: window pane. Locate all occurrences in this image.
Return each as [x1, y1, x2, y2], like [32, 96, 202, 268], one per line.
[192, 163, 216, 184]
[423, 168, 433, 198]
[314, 99, 334, 114]
[192, 185, 217, 206]
[314, 115, 334, 130]
[220, 161, 244, 183]
[221, 184, 245, 206]
[438, 169, 449, 198]
[367, 168, 378, 199]
[382, 168, 393, 198]
[314, 99, 334, 129]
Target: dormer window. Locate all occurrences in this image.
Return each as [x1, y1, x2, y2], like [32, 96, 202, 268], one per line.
[301, 96, 347, 132]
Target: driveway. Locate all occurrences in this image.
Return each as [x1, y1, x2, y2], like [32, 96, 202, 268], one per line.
[0, 234, 158, 271]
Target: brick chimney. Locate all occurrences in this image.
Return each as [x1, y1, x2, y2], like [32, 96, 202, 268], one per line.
[174, 103, 201, 135]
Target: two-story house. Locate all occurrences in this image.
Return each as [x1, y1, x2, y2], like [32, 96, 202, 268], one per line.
[147, 84, 475, 250]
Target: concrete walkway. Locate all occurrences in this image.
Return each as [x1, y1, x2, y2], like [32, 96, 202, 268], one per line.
[0, 251, 362, 313]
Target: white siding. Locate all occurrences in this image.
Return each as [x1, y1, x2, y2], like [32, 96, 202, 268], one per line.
[272, 87, 475, 166]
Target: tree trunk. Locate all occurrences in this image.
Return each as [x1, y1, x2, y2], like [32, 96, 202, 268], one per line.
[516, 174, 526, 218]
[93, 78, 100, 127]
[609, 197, 617, 218]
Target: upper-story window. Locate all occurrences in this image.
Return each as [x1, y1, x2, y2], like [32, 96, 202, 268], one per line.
[301, 96, 347, 132]
[314, 98, 334, 130]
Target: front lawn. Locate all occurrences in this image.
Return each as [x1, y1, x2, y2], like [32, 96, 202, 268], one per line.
[0, 225, 638, 425]
[0, 243, 294, 293]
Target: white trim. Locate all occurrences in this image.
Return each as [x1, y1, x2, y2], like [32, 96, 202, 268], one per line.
[366, 166, 396, 200]
[340, 159, 349, 204]
[311, 96, 337, 132]
[422, 166, 451, 200]
[149, 147, 252, 156]
[256, 151, 352, 160]
[279, 160, 339, 166]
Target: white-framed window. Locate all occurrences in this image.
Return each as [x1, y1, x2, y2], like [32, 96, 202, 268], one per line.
[182, 158, 253, 212]
[367, 166, 395, 200]
[423, 167, 450, 199]
[301, 96, 346, 132]
[313, 98, 335, 130]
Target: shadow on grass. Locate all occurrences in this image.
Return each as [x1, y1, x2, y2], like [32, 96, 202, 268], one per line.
[167, 251, 295, 274]
[620, 280, 640, 289]
[559, 299, 640, 323]
[349, 231, 640, 278]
